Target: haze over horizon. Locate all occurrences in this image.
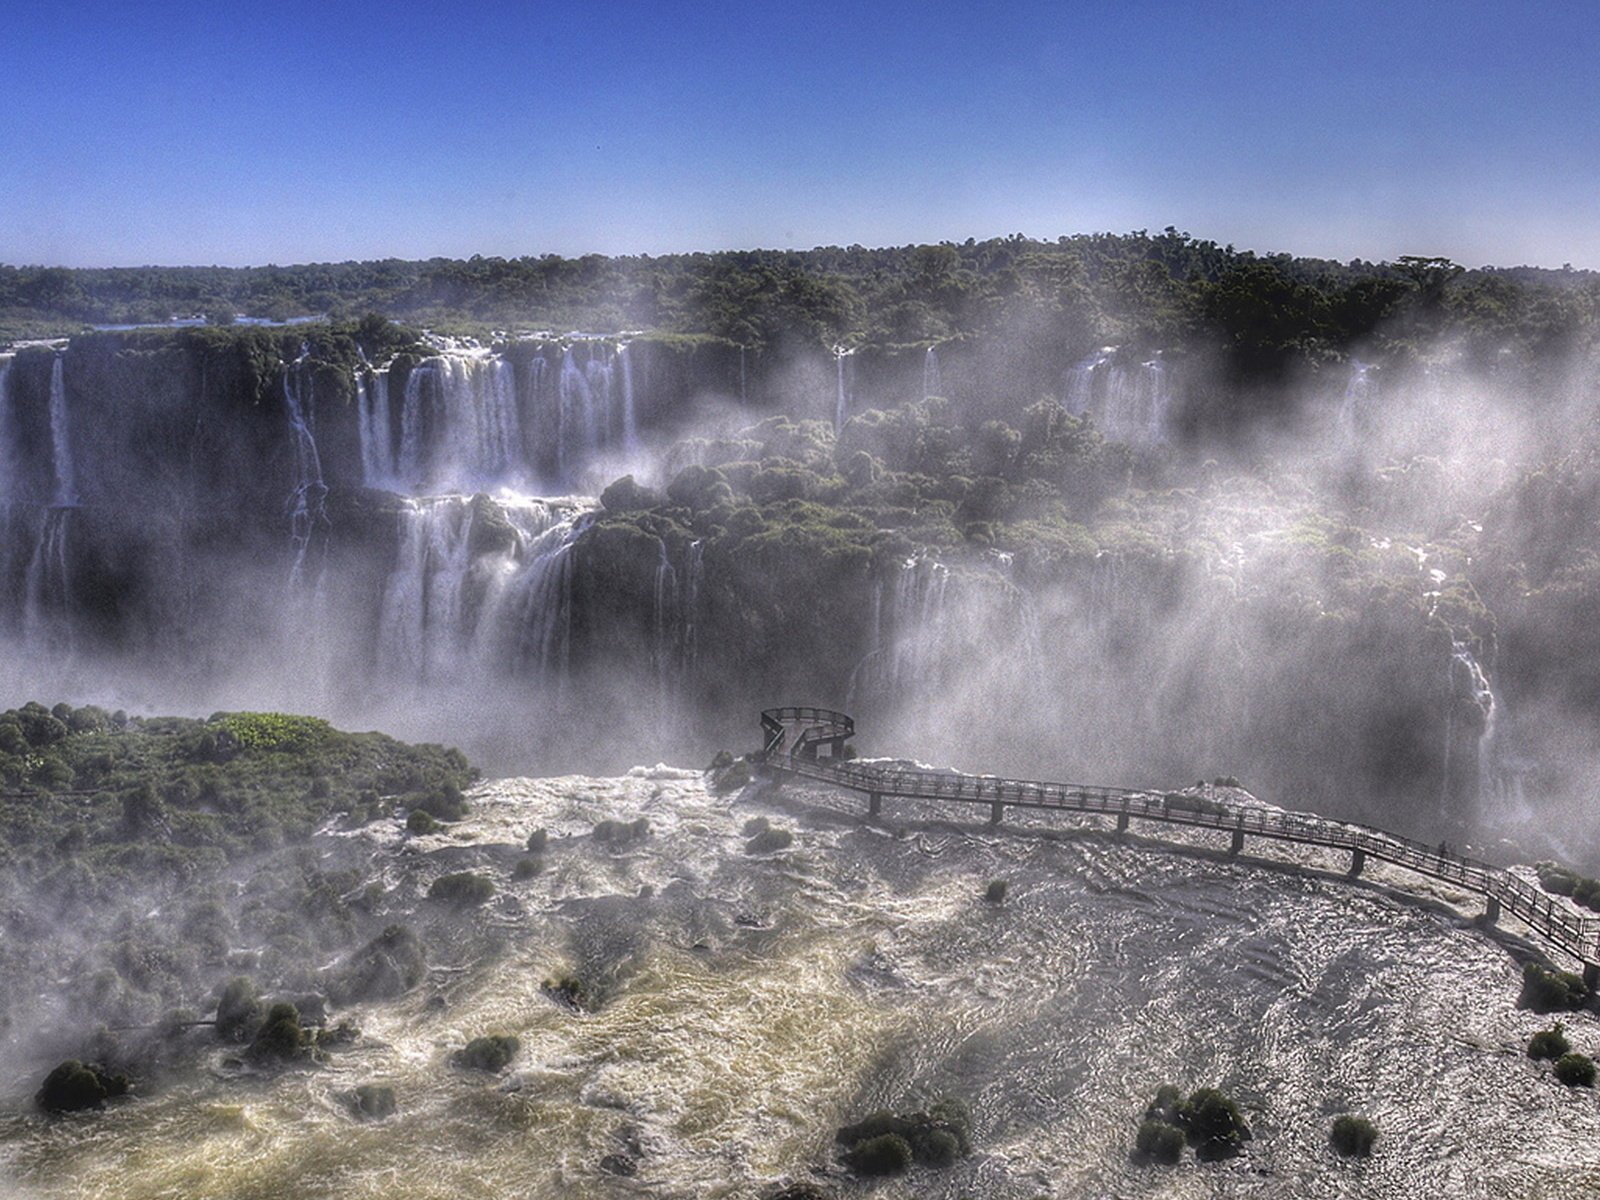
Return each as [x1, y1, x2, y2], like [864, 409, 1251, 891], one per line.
[4, 0, 1598, 271]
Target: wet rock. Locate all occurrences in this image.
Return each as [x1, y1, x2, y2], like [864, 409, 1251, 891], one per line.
[453, 1034, 520, 1072]
[350, 1084, 397, 1119]
[599, 1152, 638, 1176]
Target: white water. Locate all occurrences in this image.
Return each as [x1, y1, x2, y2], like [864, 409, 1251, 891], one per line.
[7, 769, 1599, 1197]
[48, 356, 75, 506]
[390, 353, 523, 493]
[923, 345, 942, 400]
[21, 508, 71, 649]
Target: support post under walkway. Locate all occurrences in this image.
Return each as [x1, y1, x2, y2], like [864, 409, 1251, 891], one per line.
[1349, 849, 1365, 877]
[1230, 827, 1245, 855]
[1116, 812, 1129, 834]
[868, 793, 881, 817]
[1483, 896, 1501, 925]
[989, 801, 1004, 825]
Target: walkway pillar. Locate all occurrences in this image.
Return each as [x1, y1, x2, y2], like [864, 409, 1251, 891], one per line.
[1584, 963, 1600, 992]
[989, 802, 1004, 825]
[1229, 828, 1245, 855]
[1116, 812, 1129, 834]
[1483, 897, 1501, 925]
[868, 793, 881, 817]
[1348, 849, 1365, 877]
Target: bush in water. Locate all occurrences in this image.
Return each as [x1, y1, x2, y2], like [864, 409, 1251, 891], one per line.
[1330, 1114, 1378, 1157]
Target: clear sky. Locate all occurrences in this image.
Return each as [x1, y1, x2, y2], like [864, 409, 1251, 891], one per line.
[3, 0, 1598, 269]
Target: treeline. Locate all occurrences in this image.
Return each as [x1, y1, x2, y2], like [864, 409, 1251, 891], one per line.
[5, 231, 1600, 378]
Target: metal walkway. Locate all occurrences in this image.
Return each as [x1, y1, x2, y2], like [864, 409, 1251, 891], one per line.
[758, 706, 1600, 973]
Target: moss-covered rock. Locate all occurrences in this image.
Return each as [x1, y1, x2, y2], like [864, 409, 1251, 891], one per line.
[35, 1060, 131, 1113]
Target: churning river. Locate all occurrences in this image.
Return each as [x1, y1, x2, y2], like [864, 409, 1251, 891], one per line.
[3, 767, 1597, 1198]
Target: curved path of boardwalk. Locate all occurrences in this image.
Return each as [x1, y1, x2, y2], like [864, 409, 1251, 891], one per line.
[758, 706, 1600, 974]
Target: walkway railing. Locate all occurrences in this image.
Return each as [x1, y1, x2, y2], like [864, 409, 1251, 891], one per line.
[757, 707, 1600, 968]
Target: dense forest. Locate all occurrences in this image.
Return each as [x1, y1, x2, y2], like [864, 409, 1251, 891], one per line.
[6, 232, 1600, 386]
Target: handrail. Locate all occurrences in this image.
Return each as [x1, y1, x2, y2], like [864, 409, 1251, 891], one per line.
[756, 708, 1600, 966]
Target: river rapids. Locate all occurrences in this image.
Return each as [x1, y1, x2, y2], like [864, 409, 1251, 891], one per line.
[2, 767, 1598, 1198]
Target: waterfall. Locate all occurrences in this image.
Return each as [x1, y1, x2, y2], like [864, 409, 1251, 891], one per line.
[1340, 361, 1374, 436]
[652, 539, 679, 704]
[1066, 348, 1172, 443]
[390, 354, 524, 494]
[22, 508, 72, 649]
[356, 365, 395, 488]
[1065, 347, 1114, 416]
[0, 355, 13, 502]
[683, 539, 705, 672]
[618, 342, 638, 454]
[923, 345, 942, 400]
[377, 494, 591, 688]
[1446, 637, 1529, 820]
[834, 346, 852, 431]
[49, 356, 76, 506]
[282, 355, 328, 586]
[398, 364, 429, 487]
[557, 348, 592, 479]
[739, 345, 748, 403]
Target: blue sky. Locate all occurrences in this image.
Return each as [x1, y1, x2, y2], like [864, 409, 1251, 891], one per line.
[3, 0, 1598, 268]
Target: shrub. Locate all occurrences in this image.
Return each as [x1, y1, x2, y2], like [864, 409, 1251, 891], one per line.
[984, 879, 1009, 904]
[1133, 1118, 1185, 1165]
[35, 1061, 130, 1113]
[593, 817, 650, 846]
[249, 1002, 310, 1062]
[1529, 1024, 1571, 1060]
[453, 1034, 520, 1072]
[428, 872, 494, 905]
[836, 1100, 971, 1174]
[843, 1133, 913, 1176]
[1519, 962, 1589, 1013]
[512, 856, 543, 880]
[1330, 1114, 1377, 1157]
[1537, 862, 1580, 896]
[746, 827, 794, 854]
[742, 816, 770, 837]
[405, 809, 437, 835]
[351, 1083, 396, 1119]
[1144, 1084, 1183, 1124]
[215, 976, 262, 1042]
[1555, 1053, 1596, 1087]
[414, 783, 468, 822]
[1179, 1087, 1250, 1160]
[526, 827, 548, 853]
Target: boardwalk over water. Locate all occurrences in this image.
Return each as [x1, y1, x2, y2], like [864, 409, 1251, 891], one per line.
[758, 706, 1600, 976]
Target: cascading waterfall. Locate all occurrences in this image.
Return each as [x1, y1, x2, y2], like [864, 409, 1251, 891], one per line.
[833, 346, 853, 431]
[377, 494, 591, 689]
[618, 342, 638, 455]
[1065, 347, 1115, 416]
[1065, 347, 1173, 442]
[0, 354, 13, 501]
[1340, 361, 1375, 436]
[652, 539, 679, 706]
[281, 353, 328, 586]
[22, 508, 72, 649]
[682, 538, 704, 672]
[355, 363, 395, 488]
[391, 354, 523, 492]
[923, 345, 942, 400]
[48, 355, 76, 506]
[1445, 636, 1528, 820]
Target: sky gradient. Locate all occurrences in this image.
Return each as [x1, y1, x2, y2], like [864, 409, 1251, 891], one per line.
[3, 0, 1598, 269]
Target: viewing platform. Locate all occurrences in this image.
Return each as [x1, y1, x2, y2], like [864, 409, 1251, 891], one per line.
[758, 706, 1600, 979]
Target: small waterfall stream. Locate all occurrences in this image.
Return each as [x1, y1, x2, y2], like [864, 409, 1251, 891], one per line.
[281, 352, 328, 586]
[48, 355, 76, 506]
